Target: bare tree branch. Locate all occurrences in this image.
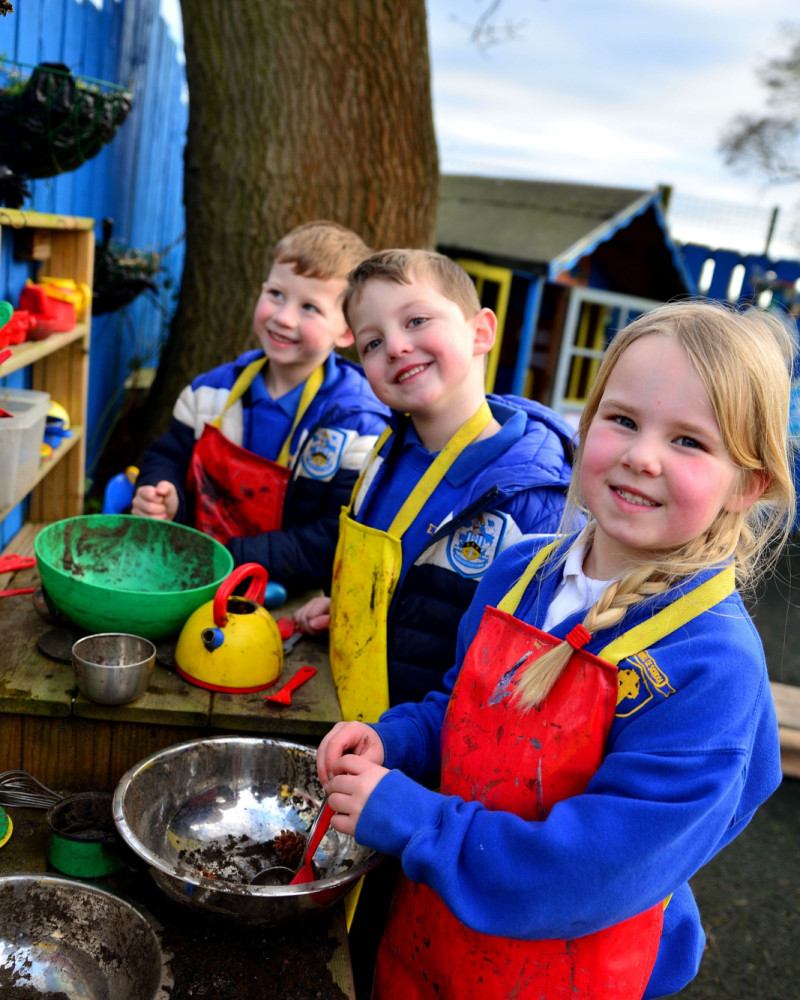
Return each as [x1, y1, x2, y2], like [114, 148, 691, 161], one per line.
[452, 0, 528, 52]
[720, 25, 800, 185]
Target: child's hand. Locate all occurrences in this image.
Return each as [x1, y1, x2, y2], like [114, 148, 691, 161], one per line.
[131, 481, 179, 521]
[327, 753, 389, 837]
[293, 596, 331, 634]
[317, 721, 385, 785]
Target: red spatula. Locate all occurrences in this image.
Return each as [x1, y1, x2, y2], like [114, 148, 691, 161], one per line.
[263, 665, 317, 705]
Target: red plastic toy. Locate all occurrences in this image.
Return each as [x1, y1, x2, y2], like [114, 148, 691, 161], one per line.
[0, 309, 37, 348]
[18, 284, 76, 340]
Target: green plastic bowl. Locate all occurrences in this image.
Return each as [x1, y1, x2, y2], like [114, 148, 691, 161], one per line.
[34, 514, 234, 641]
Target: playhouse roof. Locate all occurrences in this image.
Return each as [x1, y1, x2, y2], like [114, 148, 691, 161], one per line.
[437, 174, 695, 299]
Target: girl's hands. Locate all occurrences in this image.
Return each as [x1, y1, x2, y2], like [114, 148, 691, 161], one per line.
[317, 722, 388, 835]
[293, 595, 331, 635]
[317, 721, 385, 784]
[327, 754, 389, 837]
[131, 481, 179, 521]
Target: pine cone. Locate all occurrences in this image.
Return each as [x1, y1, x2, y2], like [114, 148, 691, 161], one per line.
[271, 829, 306, 867]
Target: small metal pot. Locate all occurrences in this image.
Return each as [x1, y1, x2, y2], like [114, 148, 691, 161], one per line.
[46, 791, 122, 877]
[72, 632, 155, 705]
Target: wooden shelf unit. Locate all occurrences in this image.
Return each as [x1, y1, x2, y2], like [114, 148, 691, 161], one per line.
[0, 209, 94, 523]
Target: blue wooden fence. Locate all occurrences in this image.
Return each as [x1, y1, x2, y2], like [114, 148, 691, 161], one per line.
[680, 243, 800, 312]
[0, 0, 187, 546]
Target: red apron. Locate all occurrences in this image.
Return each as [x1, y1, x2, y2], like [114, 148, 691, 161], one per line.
[373, 608, 664, 999]
[186, 358, 323, 546]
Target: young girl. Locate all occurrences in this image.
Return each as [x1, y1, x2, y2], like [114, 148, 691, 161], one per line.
[316, 300, 795, 999]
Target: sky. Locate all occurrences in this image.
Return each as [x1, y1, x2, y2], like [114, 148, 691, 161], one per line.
[426, 0, 800, 258]
[160, 0, 800, 259]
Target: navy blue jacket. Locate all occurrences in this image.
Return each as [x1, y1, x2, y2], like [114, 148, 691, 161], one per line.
[350, 395, 576, 704]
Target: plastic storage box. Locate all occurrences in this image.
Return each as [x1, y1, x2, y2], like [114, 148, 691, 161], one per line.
[0, 387, 50, 508]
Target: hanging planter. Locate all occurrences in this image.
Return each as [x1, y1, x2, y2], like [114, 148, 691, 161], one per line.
[0, 60, 133, 205]
[92, 219, 173, 316]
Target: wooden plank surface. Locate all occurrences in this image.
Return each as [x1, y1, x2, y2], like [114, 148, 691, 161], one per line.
[0, 530, 343, 786]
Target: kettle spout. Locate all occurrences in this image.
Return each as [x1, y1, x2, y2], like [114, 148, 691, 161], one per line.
[201, 627, 224, 652]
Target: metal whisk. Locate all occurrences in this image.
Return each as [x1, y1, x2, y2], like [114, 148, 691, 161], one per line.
[0, 770, 63, 809]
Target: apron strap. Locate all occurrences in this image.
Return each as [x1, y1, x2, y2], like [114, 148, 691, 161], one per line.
[498, 541, 735, 661]
[388, 402, 493, 537]
[275, 364, 325, 467]
[210, 357, 325, 468]
[497, 540, 559, 615]
[597, 565, 735, 664]
[347, 424, 395, 508]
[210, 356, 268, 429]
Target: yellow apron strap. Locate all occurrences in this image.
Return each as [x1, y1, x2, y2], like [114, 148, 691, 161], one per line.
[209, 356, 325, 467]
[275, 364, 326, 467]
[497, 541, 559, 616]
[210, 356, 268, 429]
[344, 876, 364, 932]
[346, 424, 395, 509]
[597, 565, 735, 664]
[388, 402, 493, 537]
[496, 545, 734, 662]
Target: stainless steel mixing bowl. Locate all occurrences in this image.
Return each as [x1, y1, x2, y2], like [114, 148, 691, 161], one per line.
[112, 736, 381, 924]
[0, 873, 164, 999]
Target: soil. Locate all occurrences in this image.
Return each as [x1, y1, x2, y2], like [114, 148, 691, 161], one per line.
[47, 790, 116, 841]
[158, 906, 347, 1000]
[175, 829, 321, 885]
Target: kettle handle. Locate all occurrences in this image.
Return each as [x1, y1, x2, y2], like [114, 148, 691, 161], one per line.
[213, 563, 268, 626]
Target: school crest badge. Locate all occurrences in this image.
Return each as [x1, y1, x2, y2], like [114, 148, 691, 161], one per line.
[300, 427, 346, 479]
[447, 511, 507, 578]
[616, 651, 675, 717]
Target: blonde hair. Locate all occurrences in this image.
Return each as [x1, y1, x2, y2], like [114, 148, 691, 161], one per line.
[343, 248, 481, 328]
[273, 220, 372, 282]
[516, 299, 797, 709]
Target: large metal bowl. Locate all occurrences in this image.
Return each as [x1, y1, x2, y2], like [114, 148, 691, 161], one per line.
[113, 736, 380, 924]
[0, 873, 164, 999]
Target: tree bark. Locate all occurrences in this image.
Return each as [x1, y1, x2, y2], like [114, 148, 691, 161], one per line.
[138, 0, 438, 446]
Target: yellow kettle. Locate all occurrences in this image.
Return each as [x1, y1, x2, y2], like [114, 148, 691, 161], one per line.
[174, 563, 284, 692]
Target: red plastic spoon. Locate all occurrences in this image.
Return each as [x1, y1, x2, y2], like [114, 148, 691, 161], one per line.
[290, 796, 335, 885]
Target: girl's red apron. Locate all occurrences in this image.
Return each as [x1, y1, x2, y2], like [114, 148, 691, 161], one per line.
[186, 357, 324, 546]
[329, 402, 493, 723]
[374, 543, 734, 999]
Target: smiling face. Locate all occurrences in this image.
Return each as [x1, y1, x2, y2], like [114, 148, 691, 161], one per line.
[579, 334, 752, 580]
[252, 261, 352, 390]
[350, 274, 495, 443]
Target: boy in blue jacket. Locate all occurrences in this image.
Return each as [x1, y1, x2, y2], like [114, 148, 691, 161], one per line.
[294, 248, 575, 717]
[293, 247, 576, 998]
[132, 221, 390, 595]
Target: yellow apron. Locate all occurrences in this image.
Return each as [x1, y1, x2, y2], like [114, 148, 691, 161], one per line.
[329, 402, 493, 724]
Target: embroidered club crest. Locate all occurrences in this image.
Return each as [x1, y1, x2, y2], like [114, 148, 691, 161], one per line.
[447, 511, 507, 578]
[300, 427, 346, 479]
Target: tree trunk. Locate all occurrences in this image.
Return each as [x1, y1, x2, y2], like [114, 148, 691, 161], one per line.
[136, 0, 438, 448]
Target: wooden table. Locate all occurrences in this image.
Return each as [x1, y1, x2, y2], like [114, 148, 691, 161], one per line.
[0, 806, 356, 999]
[0, 523, 342, 793]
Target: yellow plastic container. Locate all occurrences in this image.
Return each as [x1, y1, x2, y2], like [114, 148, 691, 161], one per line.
[35, 276, 92, 320]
